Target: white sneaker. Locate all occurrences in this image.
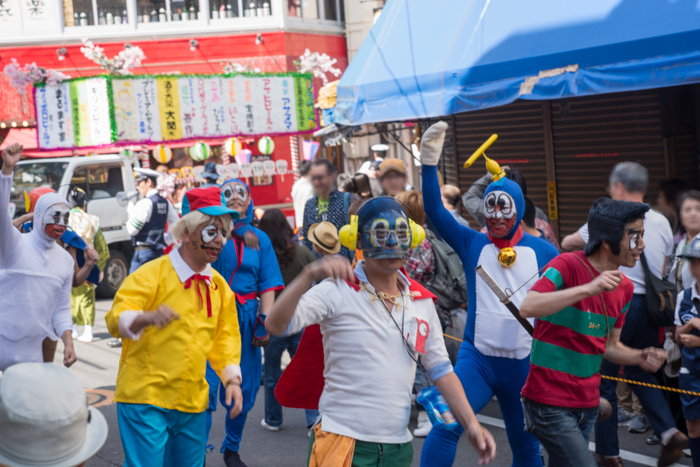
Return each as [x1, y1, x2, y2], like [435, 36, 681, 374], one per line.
[413, 422, 433, 438]
[72, 324, 79, 339]
[417, 411, 428, 427]
[77, 325, 93, 343]
[260, 419, 280, 432]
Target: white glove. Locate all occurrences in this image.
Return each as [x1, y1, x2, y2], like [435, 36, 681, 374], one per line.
[420, 121, 449, 166]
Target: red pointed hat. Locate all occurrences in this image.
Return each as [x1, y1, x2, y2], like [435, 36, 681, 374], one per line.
[274, 272, 436, 410]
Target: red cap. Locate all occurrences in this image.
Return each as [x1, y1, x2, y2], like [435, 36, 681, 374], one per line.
[182, 187, 240, 220]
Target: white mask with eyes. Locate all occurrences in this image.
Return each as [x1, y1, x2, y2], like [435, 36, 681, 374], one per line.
[42, 204, 70, 227]
[201, 224, 227, 246]
[483, 190, 516, 220]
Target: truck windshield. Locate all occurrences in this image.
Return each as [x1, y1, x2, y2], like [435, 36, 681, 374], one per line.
[10, 162, 68, 217]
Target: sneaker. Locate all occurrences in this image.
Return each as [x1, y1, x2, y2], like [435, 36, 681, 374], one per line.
[413, 422, 433, 438]
[223, 449, 248, 467]
[593, 453, 624, 467]
[647, 434, 661, 445]
[107, 338, 122, 348]
[77, 325, 93, 343]
[617, 408, 634, 426]
[628, 414, 650, 433]
[260, 419, 280, 432]
[417, 411, 428, 427]
[658, 431, 688, 467]
[684, 448, 692, 457]
[71, 324, 79, 339]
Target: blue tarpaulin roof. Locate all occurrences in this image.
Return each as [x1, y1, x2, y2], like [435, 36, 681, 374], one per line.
[334, 0, 700, 126]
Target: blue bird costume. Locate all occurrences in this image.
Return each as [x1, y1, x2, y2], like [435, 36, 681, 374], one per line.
[421, 165, 559, 466]
[204, 179, 284, 454]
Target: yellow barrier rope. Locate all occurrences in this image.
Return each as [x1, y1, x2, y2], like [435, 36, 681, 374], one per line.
[442, 333, 700, 397]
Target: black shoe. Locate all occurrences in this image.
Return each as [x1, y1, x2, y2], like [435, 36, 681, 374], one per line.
[223, 449, 248, 467]
[107, 338, 122, 348]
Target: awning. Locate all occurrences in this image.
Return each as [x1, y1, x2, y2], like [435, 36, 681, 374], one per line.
[0, 130, 236, 158]
[334, 0, 700, 126]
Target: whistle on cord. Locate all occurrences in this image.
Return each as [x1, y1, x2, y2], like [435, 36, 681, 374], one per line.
[475, 264, 534, 336]
[463, 134, 505, 182]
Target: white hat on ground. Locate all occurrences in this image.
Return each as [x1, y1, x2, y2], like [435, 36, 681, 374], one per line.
[0, 363, 108, 467]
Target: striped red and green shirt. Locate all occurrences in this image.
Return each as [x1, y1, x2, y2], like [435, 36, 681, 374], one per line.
[521, 251, 633, 409]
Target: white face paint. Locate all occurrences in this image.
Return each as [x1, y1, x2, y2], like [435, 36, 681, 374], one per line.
[201, 224, 227, 246]
[483, 190, 516, 220]
[42, 204, 71, 227]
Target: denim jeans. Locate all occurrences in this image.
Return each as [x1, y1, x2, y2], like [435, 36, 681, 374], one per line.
[263, 332, 319, 428]
[129, 248, 163, 274]
[595, 294, 676, 456]
[522, 398, 598, 467]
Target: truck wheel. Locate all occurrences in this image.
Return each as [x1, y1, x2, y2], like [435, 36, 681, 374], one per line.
[97, 250, 129, 298]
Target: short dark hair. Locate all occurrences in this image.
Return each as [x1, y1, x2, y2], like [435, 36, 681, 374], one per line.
[299, 160, 312, 177]
[311, 158, 337, 176]
[660, 179, 689, 211]
[522, 196, 536, 229]
[584, 198, 650, 256]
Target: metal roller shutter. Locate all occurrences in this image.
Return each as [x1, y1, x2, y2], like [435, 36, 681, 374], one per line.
[551, 90, 664, 237]
[452, 101, 548, 227]
[671, 133, 699, 188]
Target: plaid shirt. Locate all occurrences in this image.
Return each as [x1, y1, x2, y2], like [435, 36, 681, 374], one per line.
[404, 238, 435, 284]
[302, 189, 354, 260]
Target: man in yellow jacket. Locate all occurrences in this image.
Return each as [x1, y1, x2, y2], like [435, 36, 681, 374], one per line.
[106, 186, 243, 467]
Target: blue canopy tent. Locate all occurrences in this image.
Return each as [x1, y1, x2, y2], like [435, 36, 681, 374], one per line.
[334, 0, 700, 126]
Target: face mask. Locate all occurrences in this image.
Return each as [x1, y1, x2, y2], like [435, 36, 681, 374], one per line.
[361, 212, 412, 259]
[222, 183, 248, 205]
[201, 224, 227, 246]
[43, 205, 70, 227]
[484, 190, 517, 238]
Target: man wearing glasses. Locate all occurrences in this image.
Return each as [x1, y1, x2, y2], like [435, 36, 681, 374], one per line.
[561, 162, 683, 467]
[301, 158, 354, 260]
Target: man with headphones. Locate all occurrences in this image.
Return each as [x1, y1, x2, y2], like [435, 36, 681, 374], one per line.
[266, 196, 496, 467]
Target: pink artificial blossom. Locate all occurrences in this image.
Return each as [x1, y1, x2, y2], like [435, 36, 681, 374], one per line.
[3, 57, 70, 94]
[294, 49, 341, 85]
[81, 37, 146, 75]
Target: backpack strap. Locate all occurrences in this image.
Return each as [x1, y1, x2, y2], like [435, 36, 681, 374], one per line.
[572, 254, 611, 339]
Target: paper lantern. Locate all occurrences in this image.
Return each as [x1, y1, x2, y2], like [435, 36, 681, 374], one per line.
[224, 137, 242, 156]
[257, 136, 275, 155]
[153, 145, 173, 164]
[119, 148, 133, 158]
[190, 142, 211, 161]
[235, 149, 252, 166]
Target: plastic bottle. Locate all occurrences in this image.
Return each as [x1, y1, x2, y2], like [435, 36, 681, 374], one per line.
[416, 387, 459, 431]
[98, 9, 105, 24]
[73, 11, 79, 26]
[106, 8, 114, 24]
[158, 7, 166, 22]
[262, 2, 270, 15]
[79, 11, 88, 26]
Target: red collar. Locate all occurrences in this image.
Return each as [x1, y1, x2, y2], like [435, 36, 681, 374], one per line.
[343, 268, 437, 302]
[487, 226, 523, 249]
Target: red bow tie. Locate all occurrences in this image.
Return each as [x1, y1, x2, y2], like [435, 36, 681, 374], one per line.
[184, 274, 212, 318]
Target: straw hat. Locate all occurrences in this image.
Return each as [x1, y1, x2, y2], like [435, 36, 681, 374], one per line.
[308, 222, 340, 254]
[0, 363, 108, 467]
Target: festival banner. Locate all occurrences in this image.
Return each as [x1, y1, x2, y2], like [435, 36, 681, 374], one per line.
[34, 72, 317, 150]
[112, 73, 316, 145]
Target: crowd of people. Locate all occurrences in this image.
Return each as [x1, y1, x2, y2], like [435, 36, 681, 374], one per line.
[3, 117, 700, 467]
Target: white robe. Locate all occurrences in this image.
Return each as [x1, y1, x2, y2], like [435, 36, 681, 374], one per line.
[0, 173, 74, 371]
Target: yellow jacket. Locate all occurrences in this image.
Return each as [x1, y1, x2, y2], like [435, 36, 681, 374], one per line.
[106, 250, 241, 413]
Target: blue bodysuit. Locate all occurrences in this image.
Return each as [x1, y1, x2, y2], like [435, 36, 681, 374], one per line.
[204, 179, 284, 454]
[421, 165, 559, 466]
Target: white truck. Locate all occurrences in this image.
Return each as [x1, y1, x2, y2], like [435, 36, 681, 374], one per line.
[10, 154, 138, 297]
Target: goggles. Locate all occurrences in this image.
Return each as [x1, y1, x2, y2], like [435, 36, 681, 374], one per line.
[367, 218, 411, 248]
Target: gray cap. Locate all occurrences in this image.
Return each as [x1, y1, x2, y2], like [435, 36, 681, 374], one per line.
[0, 363, 108, 467]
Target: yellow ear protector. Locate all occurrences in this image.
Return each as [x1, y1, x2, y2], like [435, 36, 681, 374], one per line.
[462, 134, 505, 182]
[339, 215, 359, 250]
[338, 197, 425, 251]
[24, 190, 30, 213]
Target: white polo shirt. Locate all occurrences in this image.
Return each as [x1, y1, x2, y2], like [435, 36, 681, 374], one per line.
[284, 261, 452, 444]
[579, 208, 673, 294]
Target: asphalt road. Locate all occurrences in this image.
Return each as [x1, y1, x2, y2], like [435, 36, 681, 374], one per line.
[54, 299, 692, 467]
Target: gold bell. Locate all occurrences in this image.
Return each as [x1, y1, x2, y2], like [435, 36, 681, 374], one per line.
[498, 247, 517, 267]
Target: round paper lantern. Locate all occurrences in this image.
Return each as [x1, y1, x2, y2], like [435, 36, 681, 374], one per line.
[190, 142, 211, 162]
[153, 144, 173, 164]
[119, 148, 133, 159]
[257, 136, 275, 155]
[224, 137, 242, 156]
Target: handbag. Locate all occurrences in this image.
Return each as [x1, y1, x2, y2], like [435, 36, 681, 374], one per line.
[639, 252, 676, 327]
